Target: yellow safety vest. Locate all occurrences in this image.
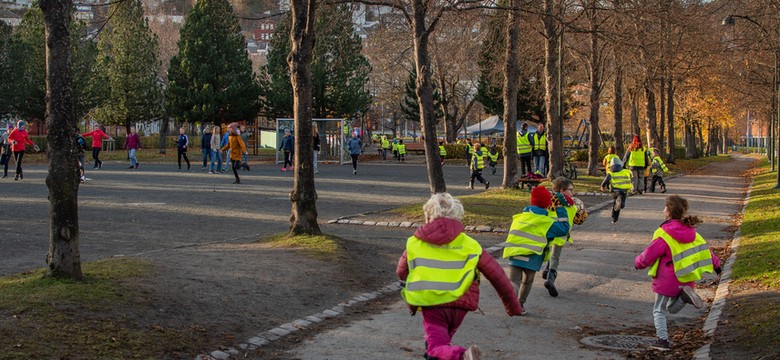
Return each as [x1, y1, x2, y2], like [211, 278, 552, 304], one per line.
[401, 233, 482, 306]
[603, 154, 619, 173]
[487, 151, 499, 163]
[647, 228, 714, 282]
[392, 142, 398, 151]
[472, 151, 485, 169]
[610, 169, 632, 190]
[652, 156, 668, 172]
[517, 132, 532, 155]
[467, 144, 474, 156]
[627, 147, 647, 167]
[398, 144, 406, 155]
[439, 145, 447, 156]
[502, 211, 554, 259]
[534, 133, 547, 151]
[382, 139, 390, 149]
[549, 204, 577, 246]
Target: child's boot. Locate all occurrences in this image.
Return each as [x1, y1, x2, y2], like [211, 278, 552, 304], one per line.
[680, 286, 703, 308]
[544, 269, 558, 297]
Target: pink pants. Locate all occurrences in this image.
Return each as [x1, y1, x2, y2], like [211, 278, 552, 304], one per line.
[422, 307, 468, 360]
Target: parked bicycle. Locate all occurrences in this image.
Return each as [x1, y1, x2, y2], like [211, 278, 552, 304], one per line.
[562, 149, 578, 180]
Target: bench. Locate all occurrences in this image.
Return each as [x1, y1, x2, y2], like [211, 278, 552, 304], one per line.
[403, 143, 426, 155]
[513, 177, 544, 191]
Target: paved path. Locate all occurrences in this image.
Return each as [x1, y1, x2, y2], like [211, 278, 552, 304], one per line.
[286, 156, 753, 359]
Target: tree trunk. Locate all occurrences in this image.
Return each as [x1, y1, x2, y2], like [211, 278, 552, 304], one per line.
[543, 0, 560, 179]
[613, 66, 624, 155]
[288, 0, 321, 235]
[158, 118, 169, 154]
[587, 30, 600, 176]
[644, 80, 660, 149]
[696, 121, 704, 157]
[666, 78, 675, 163]
[723, 127, 729, 154]
[41, 0, 82, 280]
[501, 0, 520, 188]
[684, 119, 695, 158]
[411, 0, 446, 194]
[659, 78, 665, 155]
[630, 87, 641, 137]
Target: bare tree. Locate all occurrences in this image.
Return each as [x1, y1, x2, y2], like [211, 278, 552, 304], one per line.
[501, 0, 520, 188]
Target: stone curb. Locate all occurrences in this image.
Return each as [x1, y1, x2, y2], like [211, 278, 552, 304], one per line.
[693, 177, 753, 360]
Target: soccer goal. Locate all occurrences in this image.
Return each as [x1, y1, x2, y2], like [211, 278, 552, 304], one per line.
[275, 118, 350, 165]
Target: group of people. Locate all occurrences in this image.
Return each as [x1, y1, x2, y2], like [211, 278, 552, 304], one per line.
[199, 124, 252, 175]
[398, 185, 720, 359]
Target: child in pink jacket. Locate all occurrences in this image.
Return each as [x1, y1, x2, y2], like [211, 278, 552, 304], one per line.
[634, 195, 721, 350]
[397, 193, 522, 360]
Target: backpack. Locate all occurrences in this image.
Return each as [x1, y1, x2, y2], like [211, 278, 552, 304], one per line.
[76, 135, 88, 150]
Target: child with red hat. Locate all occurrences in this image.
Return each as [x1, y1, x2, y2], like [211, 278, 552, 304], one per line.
[503, 186, 572, 314]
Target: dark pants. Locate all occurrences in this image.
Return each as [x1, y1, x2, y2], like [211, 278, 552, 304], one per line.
[283, 150, 293, 168]
[91, 147, 102, 168]
[611, 190, 627, 222]
[202, 149, 210, 167]
[178, 148, 190, 169]
[13, 151, 25, 175]
[350, 154, 359, 170]
[651, 175, 666, 192]
[231, 160, 241, 182]
[0, 153, 10, 176]
[519, 155, 533, 175]
[469, 168, 486, 187]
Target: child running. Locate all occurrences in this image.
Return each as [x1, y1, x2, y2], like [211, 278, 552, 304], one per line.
[542, 177, 588, 297]
[221, 123, 247, 184]
[487, 145, 499, 175]
[650, 149, 668, 193]
[634, 195, 721, 350]
[600, 158, 632, 223]
[7, 120, 38, 180]
[468, 143, 489, 190]
[397, 193, 522, 360]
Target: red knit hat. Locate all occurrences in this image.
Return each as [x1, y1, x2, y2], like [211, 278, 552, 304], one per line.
[530, 186, 552, 208]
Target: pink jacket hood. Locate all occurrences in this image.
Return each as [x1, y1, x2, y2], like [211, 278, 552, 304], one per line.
[660, 219, 696, 243]
[412, 217, 464, 245]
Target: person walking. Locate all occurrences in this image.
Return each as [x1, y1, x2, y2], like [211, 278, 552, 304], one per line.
[209, 126, 223, 174]
[381, 135, 391, 160]
[74, 127, 89, 182]
[0, 123, 12, 178]
[649, 149, 668, 193]
[8, 120, 38, 180]
[622, 135, 650, 194]
[312, 127, 321, 174]
[221, 129, 230, 171]
[221, 123, 248, 184]
[81, 125, 110, 169]
[532, 123, 548, 176]
[541, 177, 588, 297]
[397, 139, 406, 162]
[439, 141, 447, 166]
[123, 127, 141, 169]
[240, 125, 251, 171]
[487, 145, 499, 175]
[503, 186, 571, 313]
[634, 195, 722, 350]
[397, 193, 523, 360]
[465, 139, 474, 168]
[346, 132, 362, 174]
[200, 126, 212, 171]
[468, 143, 489, 190]
[176, 127, 191, 171]
[279, 128, 294, 172]
[517, 122, 534, 176]
[601, 158, 633, 223]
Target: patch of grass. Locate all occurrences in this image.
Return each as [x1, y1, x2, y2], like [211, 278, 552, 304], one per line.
[261, 233, 341, 259]
[0, 258, 208, 359]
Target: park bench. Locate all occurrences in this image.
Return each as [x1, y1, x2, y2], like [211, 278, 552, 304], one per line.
[513, 176, 544, 191]
[404, 143, 426, 155]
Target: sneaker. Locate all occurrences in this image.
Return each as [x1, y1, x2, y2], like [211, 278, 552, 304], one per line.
[201, 166, 206, 171]
[467, 185, 474, 190]
[485, 182, 490, 190]
[232, 180, 240, 184]
[611, 219, 617, 224]
[463, 345, 482, 360]
[135, 163, 139, 169]
[353, 170, 357, 175]
[661, 186, 667, 193]
[520, 307, 527, 315]
[14, 175, 19, 180]
[281, 167, 287, 172]
[177, 168, 181, 172]
[208, 171, 214, 174]
[187, 165, 191, 170]
[680, 286, 703, 309]
[80, 176, 86, 183]
[98, 162, 102, 169]
[314, 170, 318, 174]
[1, 175, 6, 179]
[128, 166, 135, 169]
[648, 338, 670, 351]
[613, 196, 622, 212]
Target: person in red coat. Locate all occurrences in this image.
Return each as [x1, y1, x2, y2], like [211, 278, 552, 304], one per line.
[81, 125, 111, 169]
[397, 193, 523, 360]
[7, 120, 37, 180]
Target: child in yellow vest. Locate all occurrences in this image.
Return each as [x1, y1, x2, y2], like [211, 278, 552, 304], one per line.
[634, 195, 721, 350]
[487, 145, 499, 175]
[650, 149, 668, 193]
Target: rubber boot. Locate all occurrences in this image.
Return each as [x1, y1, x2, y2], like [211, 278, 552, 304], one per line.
[544, 269, 559, 297]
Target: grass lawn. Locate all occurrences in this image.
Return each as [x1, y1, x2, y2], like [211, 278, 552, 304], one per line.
[260, 233, 342, 259]
[0, 258, 210, 359]
[725, 159, 780, 351]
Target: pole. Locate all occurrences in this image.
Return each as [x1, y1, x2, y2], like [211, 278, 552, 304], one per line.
[776, 49, 780, 187]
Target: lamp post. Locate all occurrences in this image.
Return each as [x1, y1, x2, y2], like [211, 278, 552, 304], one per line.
[723, 15, 780, 187]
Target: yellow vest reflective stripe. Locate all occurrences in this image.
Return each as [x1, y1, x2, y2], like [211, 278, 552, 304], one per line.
[517, 132, 532, 154]
[603, 154, 619, 173]
[382, 139, 390, 149]
[534, 133, 547, 151]
[398, 144, 406, 155]
[647, 228, 714, 282]
[488, 151, 498, 162]
[392, 142, 398, 151]
[467, 144, 474, 155]
[549, 205, 577, 246]
[502, 211, 554, 258]
[439, 145, 447, 156]
[401, 233, 482, 306]
[627, 147, 647, 167]
[652, 156, 668, 172]
[472, 151, 485, 169]
[610, 169, 632, 190]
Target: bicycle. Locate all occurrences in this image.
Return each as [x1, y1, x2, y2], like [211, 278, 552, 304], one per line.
[562, 149, 578, 180]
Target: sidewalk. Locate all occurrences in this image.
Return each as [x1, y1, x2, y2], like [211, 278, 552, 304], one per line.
[286, 156, 753, 359]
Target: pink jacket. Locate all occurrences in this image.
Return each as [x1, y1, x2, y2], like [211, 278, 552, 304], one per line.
[634, 219, 721, 297]
[7, 128, 34, 152]
[396, 217, 523, 316]
[82, 129, 109, 148]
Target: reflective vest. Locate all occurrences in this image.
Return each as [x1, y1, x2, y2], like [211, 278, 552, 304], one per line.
[343, 125, 349, 135]
[398, 144, 406, 155]
[647, 228, 714, 282]
[467, 144, 474, 156]
[517, 132, 532, 155]
[472, 151, 485, 169]
[627, 147, 647, 167]
[401, 233, 482, 306]
[603, 154, 619, 173]
[502, 211, 554, 259]
[439, 145, 447, 156]
[610, 169, 632, 190]
[382, 139, 391, 149]
[549, 204, 577, 246]
[487, 151, 499, 163]
[533, 133, 547, 151]
[392, 142, 398, 151]
[652, 156, 668, 172]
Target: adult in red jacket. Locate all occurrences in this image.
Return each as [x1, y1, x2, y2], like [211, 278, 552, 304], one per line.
[81, 125, 111, 169]
[397, 193, 523, 360]
[7, 120, 37, 180]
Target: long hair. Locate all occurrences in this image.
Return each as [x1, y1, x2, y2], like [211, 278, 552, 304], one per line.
[666, 195, 702, 227]
[628, 135, 643, 151]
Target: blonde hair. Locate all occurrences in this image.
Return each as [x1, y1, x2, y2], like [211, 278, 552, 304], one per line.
[423, 193, 464, 222]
